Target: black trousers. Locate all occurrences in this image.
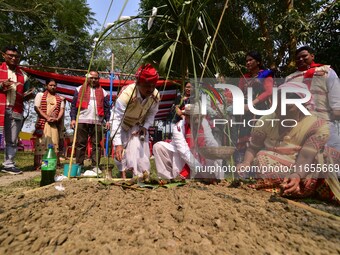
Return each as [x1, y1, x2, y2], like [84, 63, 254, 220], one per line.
[75, 123, 102, 166]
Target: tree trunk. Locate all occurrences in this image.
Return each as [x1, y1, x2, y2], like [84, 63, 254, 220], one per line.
[258, 14, 275, 69]
[287, 0, 296, 69]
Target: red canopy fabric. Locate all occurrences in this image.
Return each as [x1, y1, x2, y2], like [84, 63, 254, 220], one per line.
[22, 68, 179, 121]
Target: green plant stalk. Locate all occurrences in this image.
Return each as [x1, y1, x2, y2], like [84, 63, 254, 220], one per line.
[200, 0, 230, 81]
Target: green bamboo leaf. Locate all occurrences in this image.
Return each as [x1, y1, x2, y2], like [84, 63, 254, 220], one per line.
[142, 42, 171, 60]
[164, 26, 182, 79]
[159, 41, 176, 74]
[201, 87, 217, 105]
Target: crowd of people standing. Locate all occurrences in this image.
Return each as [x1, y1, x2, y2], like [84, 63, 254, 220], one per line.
[0, 44, 339, 202]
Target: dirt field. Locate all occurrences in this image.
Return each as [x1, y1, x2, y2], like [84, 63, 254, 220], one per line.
[0, 176, 339, 255]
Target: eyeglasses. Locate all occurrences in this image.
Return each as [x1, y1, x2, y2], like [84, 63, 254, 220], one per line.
[5, 53, 20, 59]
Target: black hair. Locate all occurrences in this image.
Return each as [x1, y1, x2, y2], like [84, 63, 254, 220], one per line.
[89, 70, 100, 78]
[246, 51, 263, 68]
[2, 45, 20, 55]
[296, 46, 315, 56]
[246, 51, 262, 63]
[45, 78, 56, 85]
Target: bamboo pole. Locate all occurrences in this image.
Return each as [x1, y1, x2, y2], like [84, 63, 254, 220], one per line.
[271, 196, 340, 221]
[288, 199, 340, 221]
[105, 52, 115, 180]
[200, 0, 229, 81]
[23, 182, 57, 195]
[67, 74, 88, 178]
[19, 64, 132, 77]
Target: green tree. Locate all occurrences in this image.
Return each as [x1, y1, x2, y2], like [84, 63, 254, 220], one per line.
[307, 1, 339, 73]
[139, 0, 229, 82]
[91, 19, 143, 75]
[138, 0, 338, 77]
[0, 0, 95, 71]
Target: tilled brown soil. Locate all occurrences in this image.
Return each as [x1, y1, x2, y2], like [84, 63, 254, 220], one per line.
[0, 179, 339, 255]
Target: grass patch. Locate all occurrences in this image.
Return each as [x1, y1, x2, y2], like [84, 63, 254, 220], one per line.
[0, 175, 41, 195]
[0, 151, 157, 179]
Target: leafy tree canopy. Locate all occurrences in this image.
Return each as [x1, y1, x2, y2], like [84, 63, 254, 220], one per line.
[138, 0, 339, 77]
[91, 19, 143, 77]
[0, 0, 96, 71]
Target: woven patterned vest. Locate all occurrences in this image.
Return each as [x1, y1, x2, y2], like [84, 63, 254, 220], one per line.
[118, 84, 160, 130]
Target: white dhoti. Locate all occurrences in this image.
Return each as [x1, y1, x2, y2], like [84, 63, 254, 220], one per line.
[153, 141, 224, 180]
[122, 125, 150, 177]
[153, 142, 180, 179]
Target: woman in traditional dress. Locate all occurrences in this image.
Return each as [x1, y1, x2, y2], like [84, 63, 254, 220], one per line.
[237, 82, 340, 202]
[33, 79, 65, 170]
[235, 51, 274, 163]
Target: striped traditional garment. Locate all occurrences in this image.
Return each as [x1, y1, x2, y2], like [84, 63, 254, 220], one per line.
[34, 91, 62, 137]
[285, 62, 332, 121]
[0, 62, 26, 134]
[236, 69, 274, 151]
[249, 113, 340, 202]
[76, 84, 105, 116]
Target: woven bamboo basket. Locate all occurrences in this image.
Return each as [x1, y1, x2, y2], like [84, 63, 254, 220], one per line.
[198, 146, 235, 160]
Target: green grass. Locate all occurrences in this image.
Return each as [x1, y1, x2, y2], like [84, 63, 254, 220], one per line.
[0, 173, 41, 195]
[0, 151, 158, 179]
[0, 151, 35, 176]
[0, 151, 158, 194]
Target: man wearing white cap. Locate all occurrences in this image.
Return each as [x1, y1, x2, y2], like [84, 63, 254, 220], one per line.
[153, 103, 221, 181]
[111, 64, 160, 179]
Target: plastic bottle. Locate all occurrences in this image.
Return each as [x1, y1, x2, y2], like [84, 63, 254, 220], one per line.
[40, 144, 57, 186]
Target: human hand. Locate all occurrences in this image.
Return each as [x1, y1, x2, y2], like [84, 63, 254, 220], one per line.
[2, 79, 14, 91]
[47, 117, 57, 123]
[175, 106, 182, 116]
[132, 126, 147, 136]
[115, 145, 124, 161]
[71, 120, 76, 129]
[139, 127, 147, 141]
[236, 162, 250, 178]
[281, 173, 301, 196]
[105, 122, 111, 130]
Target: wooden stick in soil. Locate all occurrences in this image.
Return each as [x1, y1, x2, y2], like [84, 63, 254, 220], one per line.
[24, 182, 56, 195]
[271, 195, 340, 221]
[287, 199, 340, 221]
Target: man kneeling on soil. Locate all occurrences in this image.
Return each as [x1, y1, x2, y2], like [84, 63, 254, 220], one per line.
[111, 64, 160, 179]
[153, 103, 222, 182]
